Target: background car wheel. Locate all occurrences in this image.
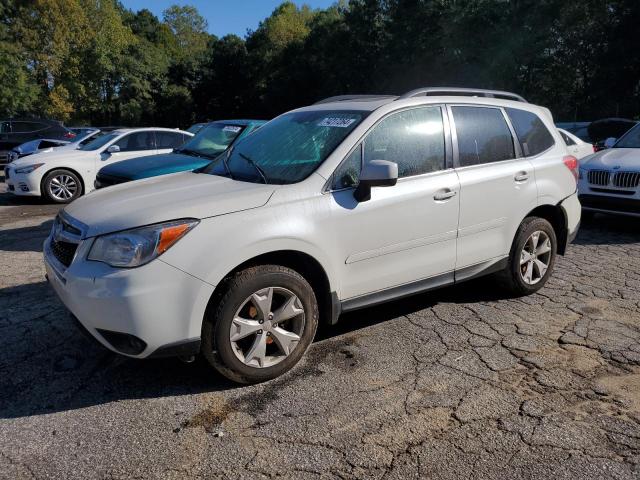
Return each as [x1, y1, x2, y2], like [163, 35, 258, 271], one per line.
[42, 169, 83, 203]
[202, 265, 319, 384]
[498, 217, 557, 296]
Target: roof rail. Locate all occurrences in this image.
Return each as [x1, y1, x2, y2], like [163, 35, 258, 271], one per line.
[314, 94, 398, 105]
[399, 87, 527, 103]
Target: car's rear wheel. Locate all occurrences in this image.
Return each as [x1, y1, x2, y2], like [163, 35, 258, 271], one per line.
[42, 169, 83, 203]
[498, 217, 557, 296]
[202, 265, 319, 384]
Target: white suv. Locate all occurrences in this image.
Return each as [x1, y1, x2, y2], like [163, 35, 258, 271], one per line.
[44, 88, 581, 383]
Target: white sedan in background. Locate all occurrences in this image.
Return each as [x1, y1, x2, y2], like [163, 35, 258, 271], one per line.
[5, 128, 192, 203]
[558, 128, 595, 159]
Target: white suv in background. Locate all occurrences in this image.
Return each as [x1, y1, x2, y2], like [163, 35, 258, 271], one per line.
[5, 127, 192, 203]
[44, 88, 581, 383]
[577, 122, 640, 218]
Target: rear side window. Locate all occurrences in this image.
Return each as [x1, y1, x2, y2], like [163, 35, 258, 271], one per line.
[452, 106, 515, 167]
[506, 108, 555, 156]
[559, 131, 576, 146]
[155, 131, 185, 149]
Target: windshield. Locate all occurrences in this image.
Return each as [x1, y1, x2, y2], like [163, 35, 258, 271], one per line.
[202, 110, 366, 184]
[178, 123, 245, 157]
[80, 133, 118, 151]
[614, 124, 640, 148]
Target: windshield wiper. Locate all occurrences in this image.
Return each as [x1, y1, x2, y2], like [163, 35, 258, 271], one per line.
[238, 152, 269, 184]
[175, 148, 214, 159]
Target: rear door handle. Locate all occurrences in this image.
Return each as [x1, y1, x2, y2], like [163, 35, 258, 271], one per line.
[434, 189, 457, 201]
[514, 171, 529, 182]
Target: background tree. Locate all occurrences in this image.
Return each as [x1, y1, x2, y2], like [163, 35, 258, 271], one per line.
[1, 0, 639, 126]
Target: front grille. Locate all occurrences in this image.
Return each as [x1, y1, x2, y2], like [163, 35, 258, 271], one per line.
[94, 173, 129, 189]
[588, 170, 611, 186]
[612, 171, 640, 189]
[50, 239, 78, 267]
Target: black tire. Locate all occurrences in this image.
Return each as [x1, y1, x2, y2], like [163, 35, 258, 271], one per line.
[202, 265, 319, 384]
[498, 217, 557, 296]
[42, 169, 83, 204]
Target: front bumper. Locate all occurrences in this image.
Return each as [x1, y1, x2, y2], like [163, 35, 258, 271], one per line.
[4, 168, 40, 196]
[43, 234, 215, 358]
[579, 194, 640, 218]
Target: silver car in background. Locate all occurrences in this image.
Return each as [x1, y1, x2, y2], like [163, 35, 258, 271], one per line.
[578, 123, 640, 218]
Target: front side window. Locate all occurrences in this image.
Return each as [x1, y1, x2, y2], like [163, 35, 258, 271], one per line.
[80, 133, 118, 151]
[331, 106, 446, 189]
[453, 106, 515, 167]
[614, 123, 640, 148]
[155, 131, 187, 149]
[506, 108, 555, 156]
[115, 131, 155, 152]
[364, 106, 445, 178]
[203, 111, 366, 184]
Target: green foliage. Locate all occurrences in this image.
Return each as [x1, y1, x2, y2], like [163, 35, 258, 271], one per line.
[1, 0, 639, 125]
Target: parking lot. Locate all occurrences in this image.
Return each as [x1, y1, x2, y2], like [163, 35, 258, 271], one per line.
[0, 177, 639, 480]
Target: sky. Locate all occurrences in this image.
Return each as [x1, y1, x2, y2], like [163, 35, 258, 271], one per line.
[120, 0, 337, 38]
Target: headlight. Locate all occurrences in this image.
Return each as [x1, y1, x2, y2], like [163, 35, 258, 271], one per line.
[87, 219, 199, 268]
[15, 163, 44, 174]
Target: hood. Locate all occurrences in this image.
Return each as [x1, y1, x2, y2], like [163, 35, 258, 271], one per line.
[99, 153, 211, 180]
[10, 148, 91, 167]
[581, 148, 640, 171]
[63, 171, 276, 238]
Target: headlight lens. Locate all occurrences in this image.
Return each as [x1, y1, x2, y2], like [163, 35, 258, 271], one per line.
[15, 163, 44, 174]
[87, 219, 199, 268]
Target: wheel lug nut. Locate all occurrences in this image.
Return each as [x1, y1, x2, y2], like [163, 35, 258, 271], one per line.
[257, 329, 263, 334]
[273, 324, 278, 329]
[258, 319, 264, 324]
[266, 332, 271, 336]
[268, 313, 274, 320]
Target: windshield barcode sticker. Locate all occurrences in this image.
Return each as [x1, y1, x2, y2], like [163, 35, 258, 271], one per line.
[223, 126, 242, 132]
[318, 118, 356, 128]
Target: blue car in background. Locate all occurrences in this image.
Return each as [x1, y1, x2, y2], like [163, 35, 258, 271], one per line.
[94, 119, 266, 189]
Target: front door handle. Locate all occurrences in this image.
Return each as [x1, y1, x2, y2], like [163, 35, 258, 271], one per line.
[434, 189, 457, 201]
[514, 171, 529, 182]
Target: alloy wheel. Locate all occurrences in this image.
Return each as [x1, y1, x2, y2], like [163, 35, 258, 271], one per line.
[520, 230, 552, 285]
[229, 287, 305, 368]
[49, 174, 78, 201]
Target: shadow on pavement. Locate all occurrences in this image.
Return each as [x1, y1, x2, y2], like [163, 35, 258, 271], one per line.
[0, 276, 509, 420]
[574, 213, 640, 245]
[0, 219, 53, 252]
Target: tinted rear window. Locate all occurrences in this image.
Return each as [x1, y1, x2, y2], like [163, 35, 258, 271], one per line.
[506, 108, 555, 156]
[452, 106, 515, 167]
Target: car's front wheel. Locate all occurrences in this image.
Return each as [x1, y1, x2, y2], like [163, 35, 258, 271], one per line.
[42, 169, 83, 203]
[499, 217, 557, 296]
[202, 265, 319, 384]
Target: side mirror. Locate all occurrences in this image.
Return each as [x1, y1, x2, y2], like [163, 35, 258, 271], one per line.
[604, 137, 617, 149]
[354, 160, 398, 202]
[106, 145, 120, 154]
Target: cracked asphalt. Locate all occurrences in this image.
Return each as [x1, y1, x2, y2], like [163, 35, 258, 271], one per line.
[1, 179, 639, 479]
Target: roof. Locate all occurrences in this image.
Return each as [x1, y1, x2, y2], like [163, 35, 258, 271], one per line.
[306, 87, 529, 112]
[110, 127, 193, 135]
